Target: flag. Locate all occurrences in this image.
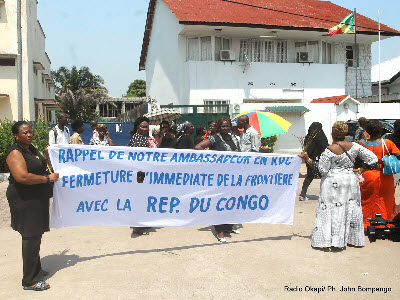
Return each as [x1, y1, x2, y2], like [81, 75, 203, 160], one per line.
[328, 12, 355, 36]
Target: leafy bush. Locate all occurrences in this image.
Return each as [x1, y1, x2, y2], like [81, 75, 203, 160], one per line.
[0, 117, 52, 172]
[260, 135, 278, 153]
[0, 120, 15, 172]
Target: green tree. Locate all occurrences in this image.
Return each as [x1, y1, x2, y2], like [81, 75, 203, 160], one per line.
[125, 79, 146, 97]
[51, 66, 108, 121]
[51, 66, 106, 94]
[57, 89, 107, 121]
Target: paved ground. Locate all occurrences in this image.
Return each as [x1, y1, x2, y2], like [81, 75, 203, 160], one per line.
[0, 164, 399, 300]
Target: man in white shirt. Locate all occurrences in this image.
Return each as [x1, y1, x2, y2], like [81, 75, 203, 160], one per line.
[237, 115, 261, 152]
[49, 112, 70, 145]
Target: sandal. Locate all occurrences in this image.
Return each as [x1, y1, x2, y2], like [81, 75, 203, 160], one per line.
[23, 281, 50, 291]
[42, 270, 49, 277]
[217, 236, 227, 242]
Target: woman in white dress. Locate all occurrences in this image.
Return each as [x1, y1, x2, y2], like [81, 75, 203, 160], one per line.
[300, 121, 378, 250]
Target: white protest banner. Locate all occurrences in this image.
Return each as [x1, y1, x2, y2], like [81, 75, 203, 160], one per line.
[48, 145, 301, 228]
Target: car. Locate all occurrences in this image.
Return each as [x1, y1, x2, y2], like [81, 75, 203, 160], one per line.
[344, 119, 394, 142]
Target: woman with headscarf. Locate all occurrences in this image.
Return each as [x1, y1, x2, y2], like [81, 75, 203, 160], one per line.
[195, 117, 241, 242]
[299, 122, 328, 201]
[299, 122, 378, 250]
[173, 121, 194, 149]
[358, 120, 400, 227]
[128, 116, 158, 235]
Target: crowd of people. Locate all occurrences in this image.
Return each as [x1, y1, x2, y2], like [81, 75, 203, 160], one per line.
[4, 112, 261, 291]
[4, 112, 400, 291]
[299, 118, 400, 251]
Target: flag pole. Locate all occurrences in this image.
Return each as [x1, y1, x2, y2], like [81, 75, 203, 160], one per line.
[378, 8, 381, 104]
[354, 8, 358, 99]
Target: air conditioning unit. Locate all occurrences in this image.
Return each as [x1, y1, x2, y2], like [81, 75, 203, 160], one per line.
[220, 50, 235, 61]
[297, 52, 309, 62]
[347, 59, 354, 67]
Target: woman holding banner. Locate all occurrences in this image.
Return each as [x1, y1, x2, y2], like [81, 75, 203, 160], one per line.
[5, 121, 59, 291]
[299, 121, 378, 250]
[128, 116, 159, 235]
[195, 116, 241, 242]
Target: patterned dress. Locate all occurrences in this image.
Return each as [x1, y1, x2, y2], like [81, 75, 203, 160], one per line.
[312, 143, 378, 248]
[89, 136, 110, 146]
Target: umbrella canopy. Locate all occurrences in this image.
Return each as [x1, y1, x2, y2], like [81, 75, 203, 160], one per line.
[232, 110, 291, 138]
[143, 108, 182, 125]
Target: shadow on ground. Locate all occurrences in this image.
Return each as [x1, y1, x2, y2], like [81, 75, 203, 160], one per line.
[42, 233, 297, 278]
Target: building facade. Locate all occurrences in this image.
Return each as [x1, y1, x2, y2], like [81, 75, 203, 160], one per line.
[139, 0, 400, 153]
[0, 0, 56, 122]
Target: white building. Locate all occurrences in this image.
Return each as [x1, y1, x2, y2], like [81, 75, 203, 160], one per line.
[0, 0, 56, 122]
[139, 0, 400, 152]
[370, 56, 400, 102]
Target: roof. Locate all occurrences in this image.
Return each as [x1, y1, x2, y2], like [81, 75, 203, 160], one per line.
[267, 106, 310, 113]
[371, 56, 400, 84]
[164, 0, 399, 34]
[311, 95, 360, 105]
[139, 0, 400, 70]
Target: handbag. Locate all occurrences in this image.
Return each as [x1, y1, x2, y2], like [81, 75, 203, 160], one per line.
[382, 140, 400, 175]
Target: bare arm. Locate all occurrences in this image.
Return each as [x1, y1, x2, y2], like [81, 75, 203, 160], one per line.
[195, 139, 211, 150]
[6, 150, 59, 185]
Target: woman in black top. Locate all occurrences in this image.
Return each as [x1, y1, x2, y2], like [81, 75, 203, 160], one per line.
[299, 122, 328, 201]
[194, 125, 206, 146]
[5, 121, 59, 291]
[174, 121, 194, 149]
[154, 120, 175, 148]
[195, 117, 241, 242]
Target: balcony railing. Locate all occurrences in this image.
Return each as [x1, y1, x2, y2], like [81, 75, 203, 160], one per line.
[358, 93, 400, 103]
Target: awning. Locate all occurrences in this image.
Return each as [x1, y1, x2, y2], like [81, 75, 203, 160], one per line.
[266, 106, 310, 113]
[33, 61, 45, 71]
[0, 93, 10, 100]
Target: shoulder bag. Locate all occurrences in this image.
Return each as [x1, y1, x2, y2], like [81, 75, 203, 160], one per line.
[382, 140, 400, 175]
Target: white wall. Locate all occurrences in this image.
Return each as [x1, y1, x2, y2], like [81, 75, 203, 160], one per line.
[335, 42, 372, 98]
[0, 0, 54, 121]
[358, 103, 400, 119]
[184, 61, 345, 105]
[145, 0, 186, 105]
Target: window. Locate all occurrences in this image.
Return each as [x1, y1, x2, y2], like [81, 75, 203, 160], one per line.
[187, 37, 199, 61]
[295, 41, 319, 63]
[187, 36, 212, 61]
[215, 37, 232, 61]
[276, 41, 288, 63]
[346, 45, 359, 67]
[239, 40, 251, 62]
[0, 57, 16, 66]
[322, 42, 332, 64]
[200, 36, 212, 61]
[99, 102, 122, 118]
[264, 41, 275, 62]
[240, 39, 287, 63]
[251, 40, 263, 62]
[203, 100, 229, 113]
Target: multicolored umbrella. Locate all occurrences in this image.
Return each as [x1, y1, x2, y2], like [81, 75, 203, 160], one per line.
[232, 110, 292, 138]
